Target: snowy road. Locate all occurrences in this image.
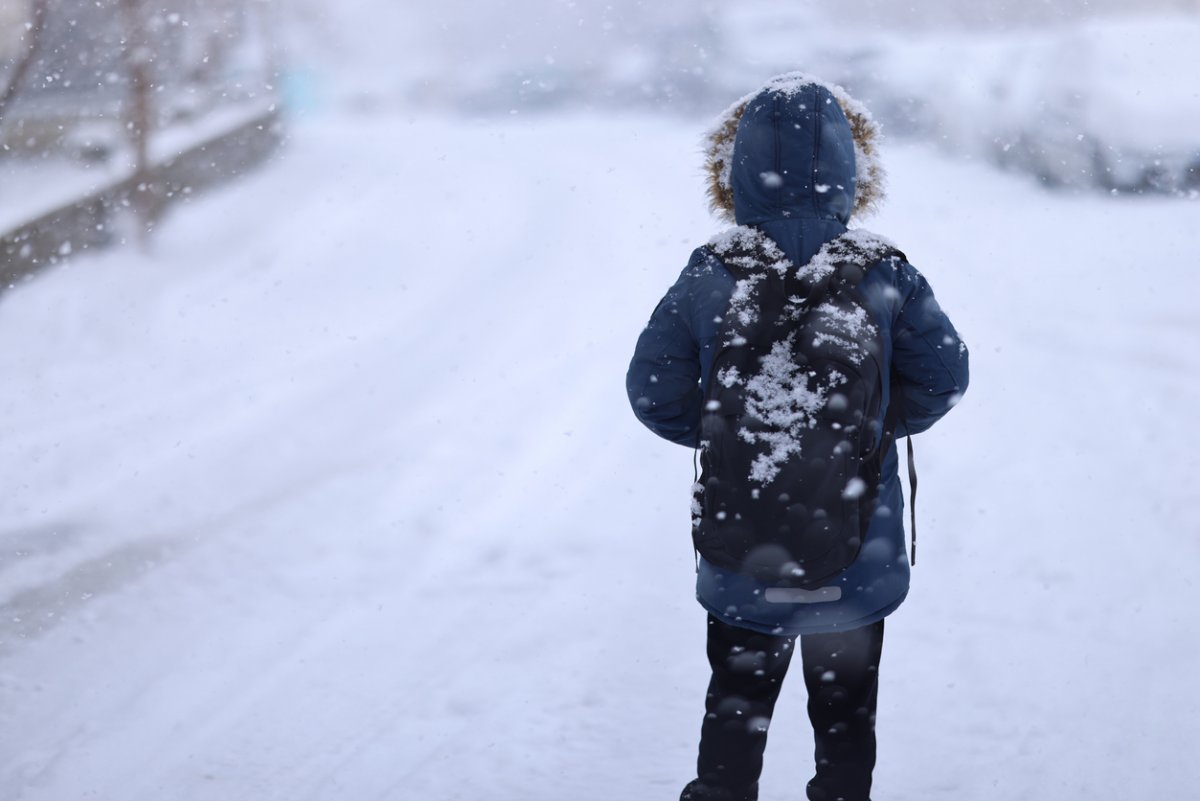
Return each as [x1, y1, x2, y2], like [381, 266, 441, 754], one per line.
[1, 112, 1198, 800]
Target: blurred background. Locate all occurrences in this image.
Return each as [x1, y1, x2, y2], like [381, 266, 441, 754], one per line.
[2, 0, 1199, 277]
[2, 3, 1199, 800]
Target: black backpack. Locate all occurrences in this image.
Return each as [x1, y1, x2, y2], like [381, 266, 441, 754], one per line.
[693, 226, 906, 589]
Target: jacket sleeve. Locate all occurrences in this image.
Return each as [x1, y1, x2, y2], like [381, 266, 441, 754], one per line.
[626, 270, 704, 448]
[890, 264, 970, 436]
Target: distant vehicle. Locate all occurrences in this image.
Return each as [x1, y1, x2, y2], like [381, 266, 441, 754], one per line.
[990, 18, 1200, 193]
[851, 15, 1200, 195]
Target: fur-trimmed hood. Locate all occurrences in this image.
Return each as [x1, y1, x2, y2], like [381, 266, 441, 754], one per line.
[704, 73, 885, 225]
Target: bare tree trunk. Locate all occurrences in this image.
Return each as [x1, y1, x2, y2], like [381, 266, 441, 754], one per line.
[0, 0, 49, 126]
[253, 0, 283, 99]
[118, 0, 159, 244]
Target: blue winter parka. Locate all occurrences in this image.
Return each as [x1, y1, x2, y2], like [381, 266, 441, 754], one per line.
[626, 76, 969, 635]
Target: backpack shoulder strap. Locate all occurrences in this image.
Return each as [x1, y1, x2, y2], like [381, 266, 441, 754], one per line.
[818, 229, 907, 286]
[823, 230, 920, 566]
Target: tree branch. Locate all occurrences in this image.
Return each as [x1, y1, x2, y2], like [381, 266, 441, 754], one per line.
[0, 0, 49, 126]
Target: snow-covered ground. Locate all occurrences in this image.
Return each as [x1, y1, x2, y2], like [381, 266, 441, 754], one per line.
[1, 111, 1198, 800]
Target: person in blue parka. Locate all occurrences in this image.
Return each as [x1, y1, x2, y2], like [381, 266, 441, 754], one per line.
[626, 73, 969, 801]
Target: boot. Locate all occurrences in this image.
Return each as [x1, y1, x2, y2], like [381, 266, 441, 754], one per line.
[679, 778, 758, 801]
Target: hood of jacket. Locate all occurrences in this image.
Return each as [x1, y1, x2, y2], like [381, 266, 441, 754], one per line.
[703, 73, 885, 230]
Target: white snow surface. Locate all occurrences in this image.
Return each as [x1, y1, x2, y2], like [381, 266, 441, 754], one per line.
[1, 111, 1199, 800]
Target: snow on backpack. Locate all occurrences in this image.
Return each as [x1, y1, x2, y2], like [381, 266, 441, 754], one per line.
[693, 226, 908, 589]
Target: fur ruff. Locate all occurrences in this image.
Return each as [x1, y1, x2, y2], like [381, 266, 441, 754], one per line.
[703, 72, 886, 224]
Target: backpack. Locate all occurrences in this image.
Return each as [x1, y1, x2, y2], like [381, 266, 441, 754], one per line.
[693, 226, 906, 589]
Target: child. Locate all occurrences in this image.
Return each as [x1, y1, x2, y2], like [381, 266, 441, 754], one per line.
[626, 74, 969, 801]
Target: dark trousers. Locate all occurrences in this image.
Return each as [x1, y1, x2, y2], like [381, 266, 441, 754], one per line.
[697, 614, 885, 801]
